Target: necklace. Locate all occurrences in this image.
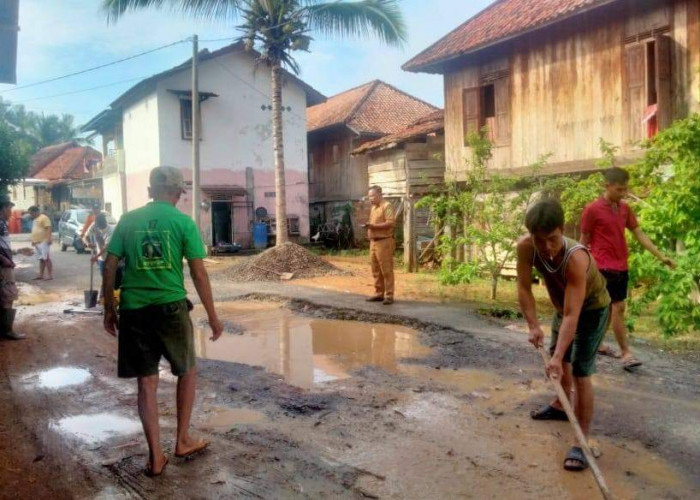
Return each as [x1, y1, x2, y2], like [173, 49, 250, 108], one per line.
[538, 238, 567, 274]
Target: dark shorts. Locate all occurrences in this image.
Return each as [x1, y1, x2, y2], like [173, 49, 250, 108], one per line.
[550, 307, 610, 378]
[600, 270, 629, 303]
[118, 299, 195, 378]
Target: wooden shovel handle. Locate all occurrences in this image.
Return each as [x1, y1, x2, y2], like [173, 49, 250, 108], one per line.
[538, 347, 614, 500]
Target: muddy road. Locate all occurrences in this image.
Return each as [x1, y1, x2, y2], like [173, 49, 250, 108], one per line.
[1, 247, 699, 499]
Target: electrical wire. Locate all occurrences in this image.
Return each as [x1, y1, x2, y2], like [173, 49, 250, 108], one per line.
[0, 38, 190, 94]
[11, 75, 152, 104]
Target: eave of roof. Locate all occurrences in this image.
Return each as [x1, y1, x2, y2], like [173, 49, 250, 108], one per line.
[402, 0, 619, 74]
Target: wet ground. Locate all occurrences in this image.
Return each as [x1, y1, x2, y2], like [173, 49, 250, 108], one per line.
[1, 246, 699, 499]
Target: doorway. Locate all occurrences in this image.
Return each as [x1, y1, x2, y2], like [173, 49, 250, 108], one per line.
[212, 201, 233, 245]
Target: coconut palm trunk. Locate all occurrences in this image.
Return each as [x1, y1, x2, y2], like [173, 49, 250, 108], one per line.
[270, 61, 288, 245]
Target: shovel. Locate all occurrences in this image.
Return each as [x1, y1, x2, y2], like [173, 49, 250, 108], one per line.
[254, 265, 294, 281]
[84, 243, 98, 309]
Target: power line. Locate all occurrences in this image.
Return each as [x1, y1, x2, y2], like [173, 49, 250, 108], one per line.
[11, 75, 151, 104]
[0, 38, 190, 95]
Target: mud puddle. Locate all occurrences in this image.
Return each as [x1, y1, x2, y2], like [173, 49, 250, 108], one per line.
[25, 367, 92, 389]
[50, 413, 142, 445]
[193, 301, 430, 389]
[202, 407, 268, 430]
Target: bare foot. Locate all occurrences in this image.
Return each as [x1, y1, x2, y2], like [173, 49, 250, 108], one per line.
[32, 276, 44, 280]
[145, 454, 169, 477]
[175, 436, 210, 458]
[44, 276, 54, 281]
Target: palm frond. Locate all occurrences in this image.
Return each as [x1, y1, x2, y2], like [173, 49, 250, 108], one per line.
[101, 0, 241, 24]
[304, 0, 407, 47]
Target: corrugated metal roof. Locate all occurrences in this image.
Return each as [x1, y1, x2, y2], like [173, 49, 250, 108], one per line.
[307, 80, 438, 136]
[403, 0, 616, 73]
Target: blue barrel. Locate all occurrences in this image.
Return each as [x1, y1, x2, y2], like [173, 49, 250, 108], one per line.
[253, 223, 268, 249]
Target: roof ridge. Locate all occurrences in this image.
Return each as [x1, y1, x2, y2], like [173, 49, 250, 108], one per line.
[372, 81, 439, 111]
[345, 80, 382, 126]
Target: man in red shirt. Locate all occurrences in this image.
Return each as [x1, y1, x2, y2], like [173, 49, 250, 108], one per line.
[580, 167, 675, 370]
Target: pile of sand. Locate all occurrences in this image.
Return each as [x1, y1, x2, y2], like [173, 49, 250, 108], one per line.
[229, 242, 342, 282]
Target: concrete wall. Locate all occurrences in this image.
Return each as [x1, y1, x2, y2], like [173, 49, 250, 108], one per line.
[153, 49, 311, 245]
[10, 182, 40, 211]
[102, 173, 125, 219]
[122, 93, 161, 211]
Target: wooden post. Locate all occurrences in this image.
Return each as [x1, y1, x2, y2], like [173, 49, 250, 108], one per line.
[404, 196, 417, 272]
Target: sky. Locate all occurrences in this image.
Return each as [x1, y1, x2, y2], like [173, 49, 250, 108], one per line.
[0, 0, 494, 128]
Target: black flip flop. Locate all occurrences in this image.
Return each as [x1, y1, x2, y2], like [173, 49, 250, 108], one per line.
[564, 446, 588, 471]
[530, 405, 568, 421]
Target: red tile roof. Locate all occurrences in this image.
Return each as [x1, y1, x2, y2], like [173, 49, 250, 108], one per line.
[31, 144, 102, 182]
[29, 141, 76, 177]
[307, 80, 438, 136]
[352, 110, 444, 154]
[403, 0, 616, 73]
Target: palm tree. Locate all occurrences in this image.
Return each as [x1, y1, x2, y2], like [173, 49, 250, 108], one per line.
[102, 0, 406, 245]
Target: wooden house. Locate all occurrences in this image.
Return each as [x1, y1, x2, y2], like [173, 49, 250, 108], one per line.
[352, 110, 445, 269]
[307, 80, 438, 245]
[403, 0, 700, 180]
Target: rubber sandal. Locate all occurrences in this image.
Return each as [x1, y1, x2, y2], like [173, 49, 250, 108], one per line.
[623, 357, 643, 371]
[530, 405, 568, 421]
[174, 440, 210, 458]
[145, 456, 169, 477]
[597, 344, 621, 358]
[564, 446, 588, 471]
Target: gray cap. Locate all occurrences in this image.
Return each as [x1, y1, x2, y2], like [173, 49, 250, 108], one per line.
[149, 166, 185, 191]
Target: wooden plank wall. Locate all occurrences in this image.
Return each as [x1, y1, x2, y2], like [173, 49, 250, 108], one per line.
[308, 128, 370, 203]
[443, 0, 698, 181]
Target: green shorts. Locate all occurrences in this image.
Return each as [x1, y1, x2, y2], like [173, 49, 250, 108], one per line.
[549, 307, 609, 378]
[118, 299, 196, 378]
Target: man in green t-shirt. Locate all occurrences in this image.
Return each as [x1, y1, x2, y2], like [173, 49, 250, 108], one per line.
[103, 166, 223, 477]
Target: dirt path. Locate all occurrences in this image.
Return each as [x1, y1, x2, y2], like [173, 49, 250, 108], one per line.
[1, 249, 699, 499]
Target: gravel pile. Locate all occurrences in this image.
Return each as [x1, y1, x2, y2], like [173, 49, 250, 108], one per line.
[229, 242, 342, 282]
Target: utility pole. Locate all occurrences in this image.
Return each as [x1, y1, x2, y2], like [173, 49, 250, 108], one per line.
[191, 34, 201, 230]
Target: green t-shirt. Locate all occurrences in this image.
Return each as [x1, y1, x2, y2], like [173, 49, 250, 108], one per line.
[107, 201, 206, 310]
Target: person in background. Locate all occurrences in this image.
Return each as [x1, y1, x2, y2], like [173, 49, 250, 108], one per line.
[83, 213, 114, 301]
[580, 167, 675, 370]
[28, 206, 53, 281]
[0, 196, 25, 340]
[80, 203, 101, 241]
[364, 186, 395, 305]
[103, 166, 223, 477]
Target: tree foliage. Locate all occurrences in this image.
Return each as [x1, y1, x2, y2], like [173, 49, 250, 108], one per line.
[0, 98, 84, 152]
[418, 132, 552, 300]
[0, 119, 30, 187]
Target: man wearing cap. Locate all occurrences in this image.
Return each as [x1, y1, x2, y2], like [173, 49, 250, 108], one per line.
[365, 186, 395, 305]
[0, 197, 25, 340]
[28, 205, 53, 281]
[103, 166, 223, 477]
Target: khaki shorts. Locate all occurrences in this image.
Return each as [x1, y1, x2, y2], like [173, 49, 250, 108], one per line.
[118, 299, 196, 378]
[550, 307, 609, 378]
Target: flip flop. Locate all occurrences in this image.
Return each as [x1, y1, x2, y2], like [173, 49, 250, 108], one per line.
[530, 405, 568, 421]
[564, 446, 588, 471]
[597, 344, 621, 358]
[174, 440, 210, 458]
[623, 357, 643, 371]
[145, 456, 169, 477]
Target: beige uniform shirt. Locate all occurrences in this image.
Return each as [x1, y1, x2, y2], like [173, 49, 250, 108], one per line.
[31, 214, 52, 244]
[367, 201, 395, 240]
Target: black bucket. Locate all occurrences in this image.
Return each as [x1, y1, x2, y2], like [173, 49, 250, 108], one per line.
[84, 290, 98, 309]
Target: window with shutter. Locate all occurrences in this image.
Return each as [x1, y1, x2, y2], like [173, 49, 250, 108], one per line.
[654, 35, 672, 131]
[624, 44, 646, 144]
[494, 76, 511, 146]
[462, 88, 480, 146]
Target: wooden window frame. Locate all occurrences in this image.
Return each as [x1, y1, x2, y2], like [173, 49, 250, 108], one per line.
[462, 74, 511, 147]
[180, 98, 193, 140]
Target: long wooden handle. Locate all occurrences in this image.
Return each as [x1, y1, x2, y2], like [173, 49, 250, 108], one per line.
[538, 347, 613, 500]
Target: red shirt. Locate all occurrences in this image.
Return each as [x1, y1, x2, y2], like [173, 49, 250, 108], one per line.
[580, 197, 639, 271]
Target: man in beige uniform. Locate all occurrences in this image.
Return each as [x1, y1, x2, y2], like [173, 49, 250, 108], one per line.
[365, 186, 395, 305]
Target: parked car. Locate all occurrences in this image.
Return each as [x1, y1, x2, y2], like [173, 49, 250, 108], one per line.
[58, 208, 117, 253]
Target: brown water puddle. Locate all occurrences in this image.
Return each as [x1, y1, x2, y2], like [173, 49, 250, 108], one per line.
[193, 302, 430, 389]
[26, 367, 92, 389]
[50, 413, 142, 445]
